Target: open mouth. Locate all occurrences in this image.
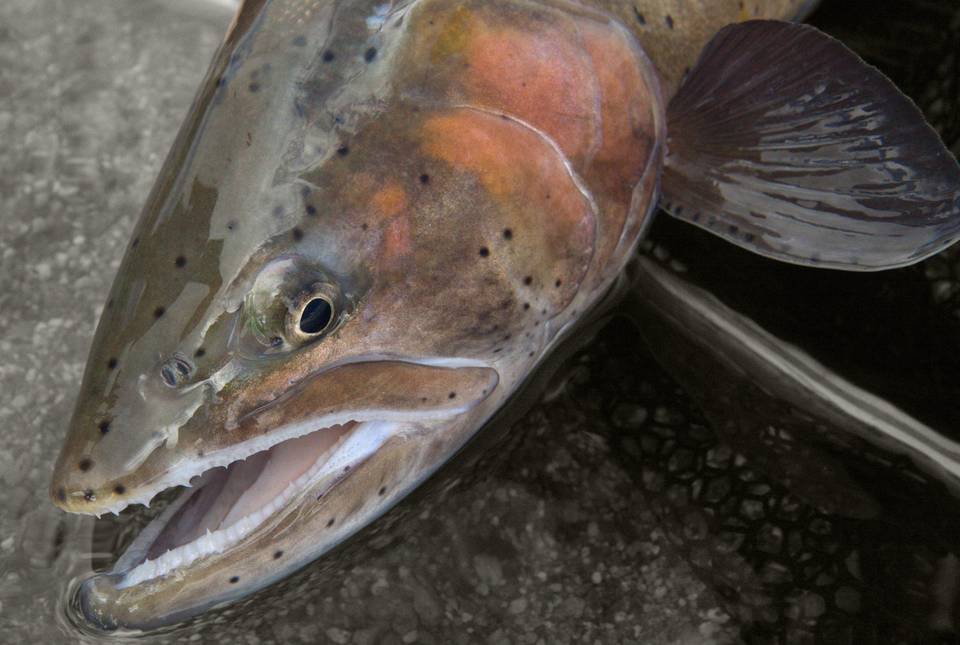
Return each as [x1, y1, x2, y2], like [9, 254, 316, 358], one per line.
[109, 420, 397, 588]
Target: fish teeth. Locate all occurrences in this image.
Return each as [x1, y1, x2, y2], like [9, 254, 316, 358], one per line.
[116, 421, 397, 589]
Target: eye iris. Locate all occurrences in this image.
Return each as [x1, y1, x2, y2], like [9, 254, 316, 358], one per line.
[299, 298, 333, 334]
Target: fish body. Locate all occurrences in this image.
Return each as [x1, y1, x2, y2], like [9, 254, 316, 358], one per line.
[49, 0, 960, 630]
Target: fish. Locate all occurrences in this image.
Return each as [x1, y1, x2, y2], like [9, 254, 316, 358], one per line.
[48, 0, 960, 630]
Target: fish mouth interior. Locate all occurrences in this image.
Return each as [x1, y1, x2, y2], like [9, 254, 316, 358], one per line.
[111, 420, 377, 588]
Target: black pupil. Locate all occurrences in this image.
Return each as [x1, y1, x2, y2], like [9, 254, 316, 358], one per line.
[299, 298, 333, 334]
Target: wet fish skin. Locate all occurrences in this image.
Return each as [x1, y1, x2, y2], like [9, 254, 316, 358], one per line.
[50, 0, 676, 628]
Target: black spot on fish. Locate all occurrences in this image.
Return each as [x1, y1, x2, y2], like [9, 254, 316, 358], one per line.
[744, 233, 756, 243]
[523, 276, 533, 286]
[691, 212, 701, 223]
[554, 279, 562, 288]
[153, 306, 165, 319]
[292, 35, 307, 47]
[83, 489, 95, 502]
[56, 487, 66, 502]
[336, 145, 350, 157]
[274, 550, 283, 559]
[479, 247, 490, 257]
[113, 484, 125, 495]
[633, 7, 646, 24]
[98, 420, 111, 434]
[523, 303, 530, 310]
[674, 205, 684, 216]
[106, 298, 114, 309]
[131, 237, 140, 248]
[322, 50, 335, 63]
[292, 228, 304, 241]
[665, 14, 674, 29]
[229, 576, 239, 584]
[106, 357, 118, 370]
[378, 486, 386, 496]
[448, 392, 457, 399]
[728, 224, 738, 235]
[361, 223, 369, 231]
[194, 347, 206, 358]
[528, 351, 535, 357]
[502, 228, 513, 240]
[327, 517, 336, 527]
[78, 458, 92, 472]
[248, 82, 260, 93]
[227, 220, 237, 231]
[364, 47, 377, 63]
[419, 173, 430, 184]
[306, 204, 317, 216]
[174, 255, 186, 268]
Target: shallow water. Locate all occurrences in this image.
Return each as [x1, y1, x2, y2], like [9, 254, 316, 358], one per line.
[1, 1, 959, 644]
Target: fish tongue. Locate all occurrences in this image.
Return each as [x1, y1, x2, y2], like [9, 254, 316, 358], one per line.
[217, 424, 351, 529]
[146, 452, 269, 561]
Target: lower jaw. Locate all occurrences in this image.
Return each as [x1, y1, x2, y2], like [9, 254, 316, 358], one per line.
[108, 420, 398, 589]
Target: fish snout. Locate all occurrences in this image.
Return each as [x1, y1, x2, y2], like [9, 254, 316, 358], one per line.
[50, 449, 135, 515]
[75, 574, 124, 632]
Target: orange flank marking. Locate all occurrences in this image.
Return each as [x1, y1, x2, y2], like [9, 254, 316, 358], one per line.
[371, 180, 408, 218]
[578, 21, 656, 182]
[463, 19, 597, 166]
[420, 109, 592, 242]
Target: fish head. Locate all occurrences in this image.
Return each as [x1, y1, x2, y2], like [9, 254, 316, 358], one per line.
[51, 0, 664, 629]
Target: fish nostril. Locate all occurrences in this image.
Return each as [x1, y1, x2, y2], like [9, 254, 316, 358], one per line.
[160, 355, 195, 388]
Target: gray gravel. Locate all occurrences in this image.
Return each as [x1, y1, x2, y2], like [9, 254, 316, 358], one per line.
[0, 2, 732, 643]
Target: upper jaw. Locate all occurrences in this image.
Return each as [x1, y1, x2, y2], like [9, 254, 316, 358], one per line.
[52, 358, 500, 517]
[51, 357, 499, 516]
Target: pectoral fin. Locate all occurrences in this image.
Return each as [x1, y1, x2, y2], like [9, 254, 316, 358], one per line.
[661, 20, 960, 271]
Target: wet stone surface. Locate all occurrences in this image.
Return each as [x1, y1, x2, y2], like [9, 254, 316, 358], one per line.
[0, 1, 732, 643]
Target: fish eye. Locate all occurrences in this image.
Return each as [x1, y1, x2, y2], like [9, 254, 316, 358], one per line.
[239, 259, 350, 356]
[282, 282, 343, 348]
[297, 296, 334, 335]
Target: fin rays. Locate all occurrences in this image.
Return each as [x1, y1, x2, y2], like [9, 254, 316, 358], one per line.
[662, 20, 960, 270]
